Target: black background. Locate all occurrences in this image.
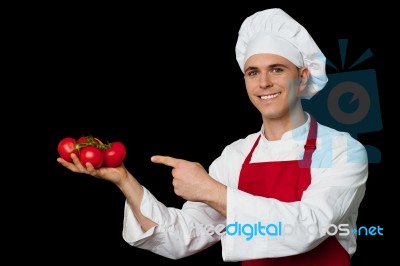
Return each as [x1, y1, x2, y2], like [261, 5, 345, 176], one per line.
[16, 3, 389, 265]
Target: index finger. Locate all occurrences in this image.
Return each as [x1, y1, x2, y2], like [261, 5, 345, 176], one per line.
[151, 155, 181, 168]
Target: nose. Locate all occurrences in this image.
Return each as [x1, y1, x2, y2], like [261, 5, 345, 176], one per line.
[259, 73, 272, 89]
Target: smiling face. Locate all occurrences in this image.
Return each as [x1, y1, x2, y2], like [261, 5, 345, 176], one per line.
[244, 53, 309, 124]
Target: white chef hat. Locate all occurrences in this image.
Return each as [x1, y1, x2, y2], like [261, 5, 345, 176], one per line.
[235, 8, 328, 99]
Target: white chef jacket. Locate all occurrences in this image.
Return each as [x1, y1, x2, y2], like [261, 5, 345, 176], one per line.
[122, 114, 368, 261]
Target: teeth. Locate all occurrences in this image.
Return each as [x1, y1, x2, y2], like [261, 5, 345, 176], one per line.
[260, 92, 280, 100]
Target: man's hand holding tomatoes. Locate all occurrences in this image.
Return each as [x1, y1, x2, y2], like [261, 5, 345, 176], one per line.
[57, 153, 130, 186]
[57, 135, 227, 227]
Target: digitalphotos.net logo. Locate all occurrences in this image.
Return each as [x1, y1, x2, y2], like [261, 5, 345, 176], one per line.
[191, 221, 384, 241]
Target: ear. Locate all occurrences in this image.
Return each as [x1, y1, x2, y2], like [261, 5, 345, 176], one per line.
[298, 68, 310, 92]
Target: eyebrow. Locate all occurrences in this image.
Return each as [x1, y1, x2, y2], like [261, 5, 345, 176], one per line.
[244, 63, 289, 73]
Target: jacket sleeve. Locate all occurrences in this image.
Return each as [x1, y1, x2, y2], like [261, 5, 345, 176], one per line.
[122, 186, 226, 259]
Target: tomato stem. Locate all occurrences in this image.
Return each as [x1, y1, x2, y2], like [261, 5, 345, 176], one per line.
[75, 135, 111, 151]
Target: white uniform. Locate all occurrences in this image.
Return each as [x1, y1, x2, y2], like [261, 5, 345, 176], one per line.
[121, 115, 368, 261]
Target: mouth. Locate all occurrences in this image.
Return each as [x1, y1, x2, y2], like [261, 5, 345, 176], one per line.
[259, 92, 281, 100]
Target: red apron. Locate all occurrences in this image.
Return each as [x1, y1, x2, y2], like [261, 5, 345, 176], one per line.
[238, 116, 350, 266]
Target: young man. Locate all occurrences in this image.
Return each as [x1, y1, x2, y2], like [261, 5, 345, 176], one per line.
[58, 8, 368, 265]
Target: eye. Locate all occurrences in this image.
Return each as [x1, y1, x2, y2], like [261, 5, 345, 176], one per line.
[245, 70, 258, 77]
[249, 70, 257, 76]
[271, 67, 284, 73]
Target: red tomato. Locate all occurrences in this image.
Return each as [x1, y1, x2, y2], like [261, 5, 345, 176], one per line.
[79, 146, 104, 169]
[77, 136, 89, 143]
[57, 137, 79, 162]
[103, 141, 126, 167]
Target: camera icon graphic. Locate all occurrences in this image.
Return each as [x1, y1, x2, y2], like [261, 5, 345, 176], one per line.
[302, 39, 382, 163]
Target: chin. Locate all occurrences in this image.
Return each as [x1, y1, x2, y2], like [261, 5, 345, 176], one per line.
[260, 109, 287, 120]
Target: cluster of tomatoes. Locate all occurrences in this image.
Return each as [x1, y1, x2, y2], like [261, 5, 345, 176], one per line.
[57, 135, 127, 168]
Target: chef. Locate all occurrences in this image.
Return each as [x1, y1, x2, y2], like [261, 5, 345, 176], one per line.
[58, 7, 369, 266]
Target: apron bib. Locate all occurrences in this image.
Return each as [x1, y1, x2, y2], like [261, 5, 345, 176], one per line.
[238, 116, 350, 266]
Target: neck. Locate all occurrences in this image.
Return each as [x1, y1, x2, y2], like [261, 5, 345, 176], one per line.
[262, 110, 307, 141]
